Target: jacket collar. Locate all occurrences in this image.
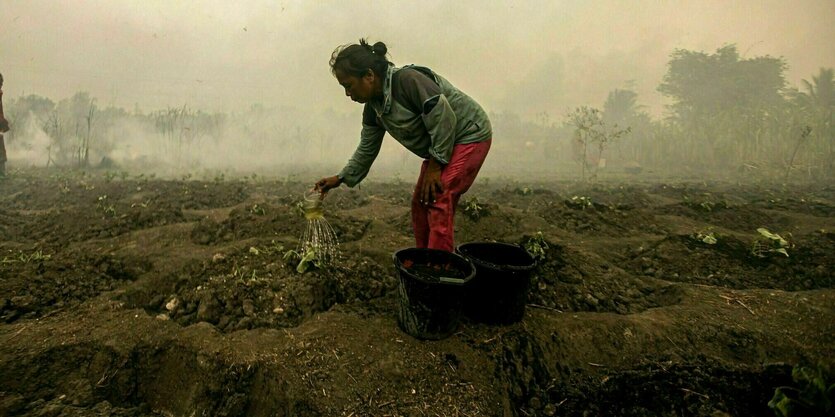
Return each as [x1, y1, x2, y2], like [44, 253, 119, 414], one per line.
[374, 64, 397, 116]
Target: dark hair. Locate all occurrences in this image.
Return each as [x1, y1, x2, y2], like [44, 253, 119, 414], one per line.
[330, 38, 391, 78]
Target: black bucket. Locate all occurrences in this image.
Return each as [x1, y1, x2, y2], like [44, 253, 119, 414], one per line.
[393, 248, 475, 340]
[456, 242, 536, 324]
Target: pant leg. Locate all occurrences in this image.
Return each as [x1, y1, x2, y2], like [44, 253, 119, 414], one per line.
[0, 135, 6, 163]
[425, 139, 492, 251]
[411, 160, 431, 248]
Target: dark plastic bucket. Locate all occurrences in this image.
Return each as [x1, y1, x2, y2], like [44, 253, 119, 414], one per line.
[456, 242, 536, 324]
[393, 248, 475, 340]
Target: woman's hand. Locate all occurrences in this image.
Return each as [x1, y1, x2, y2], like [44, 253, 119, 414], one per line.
[314, 176, 342, 197]
[420, 159, 444, 204]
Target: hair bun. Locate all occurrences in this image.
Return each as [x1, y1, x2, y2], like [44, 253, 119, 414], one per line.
[371, 42, 387, 56]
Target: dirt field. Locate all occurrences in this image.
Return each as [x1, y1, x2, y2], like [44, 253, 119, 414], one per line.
[1, 168, 833, 417]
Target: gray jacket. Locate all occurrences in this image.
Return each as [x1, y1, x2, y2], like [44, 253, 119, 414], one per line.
[338, 65, 492, 187]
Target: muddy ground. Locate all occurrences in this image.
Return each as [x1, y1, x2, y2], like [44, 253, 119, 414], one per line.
[0, 168, 833, 417]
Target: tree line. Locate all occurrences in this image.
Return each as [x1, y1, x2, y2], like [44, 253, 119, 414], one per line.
[3, 44, 833, 182]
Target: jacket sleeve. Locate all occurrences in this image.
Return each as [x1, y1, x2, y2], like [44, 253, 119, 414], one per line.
[398, 69, 457, 165]
[338, 107, 385, 187]
[422, 95, 456, 164]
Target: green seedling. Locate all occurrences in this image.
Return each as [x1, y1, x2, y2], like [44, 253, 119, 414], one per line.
[567, 195, 594, 210]
[4, 249, 52, 264]
[103, 171, 117, 183]
[752, 227, 792, 258]
[523, 232, 549, 262]
[692, 228, 718, 245]
[462, 197, 488, 220]
[258, 240, 285, 256]
[78, 180, 95, 191]
[292, 201, 306, 218]
[514, 186, 533, 196]
[97, 195, 117, 217]
[769, 364, 833, 417]
[284, 246, 322, 273]
[250, 204, 266, 216]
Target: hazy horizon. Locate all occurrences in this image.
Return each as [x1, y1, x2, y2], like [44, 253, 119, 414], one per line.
[2, 1, 834, 119]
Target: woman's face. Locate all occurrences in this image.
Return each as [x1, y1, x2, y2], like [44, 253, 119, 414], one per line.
[335, 69, 377, 103]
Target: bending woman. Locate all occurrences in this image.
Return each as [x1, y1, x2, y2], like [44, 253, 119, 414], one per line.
[315, 39, 491, 252]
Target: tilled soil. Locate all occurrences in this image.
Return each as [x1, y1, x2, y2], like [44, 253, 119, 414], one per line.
[1, 170, 833, 417]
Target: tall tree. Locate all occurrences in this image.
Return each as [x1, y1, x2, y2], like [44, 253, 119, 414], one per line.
[792, 68, 835, 177]
[657, 45, 789, 169]
[602, 89, 654, 164]
[602, 89, 640, 125]
[800, 68, 835, 108]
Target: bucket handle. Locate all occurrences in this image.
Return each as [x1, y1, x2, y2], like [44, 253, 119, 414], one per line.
[439, 276, 468, 285]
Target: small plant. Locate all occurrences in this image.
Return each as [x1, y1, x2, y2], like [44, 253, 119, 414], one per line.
[522, 232, 549, 262]
[691, 228, 718, 245]
[96, 195, 117, 217]
[260, 240, 285, 255]
[249, 204, 266, 216]
[78, 180, 96, 191]
[567, 195, 594, 210]
[283, 246, 322, 273]
[683, 195, 729, 212]
[752, 227, 792, 258]
[769, 364, 833, 417]
[21, 250, 52, 263]
[514, 186, 533, 196]
[103, 171, 117, 183]
[462, 197, 488, 220]
[2, 249, 52, 264]
[292, 201, 306, 218]
[130, 199, 151, 208]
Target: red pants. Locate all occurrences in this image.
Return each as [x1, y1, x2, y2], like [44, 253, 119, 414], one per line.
[412, 139, 491, 251]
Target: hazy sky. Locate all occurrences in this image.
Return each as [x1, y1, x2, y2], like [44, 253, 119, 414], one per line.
[2, 0, 833, 118]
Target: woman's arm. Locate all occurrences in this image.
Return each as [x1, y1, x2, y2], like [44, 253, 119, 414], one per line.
[337, 106, 386, 187]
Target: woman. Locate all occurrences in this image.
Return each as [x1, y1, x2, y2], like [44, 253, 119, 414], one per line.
[315, 39, 492, 252]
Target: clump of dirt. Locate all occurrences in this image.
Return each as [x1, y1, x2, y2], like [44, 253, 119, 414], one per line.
[751, 196, 835, 217]
[151, 181, 250, 209]
[498, 327, 794, 417]
[0, 251, 152, 323]
[1, 253, 151, 323]
[659, 201, 788, 232]
[537, 199, 666, 235]
[136, 245, 395, 332]
[24, 200, 186, 245]
[527, 243, 682, 314]
[456, 205, 522, 242]
[624, 232, 835, 291]
[190, 203, 370, 245]
[190, 203, 302, 245]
